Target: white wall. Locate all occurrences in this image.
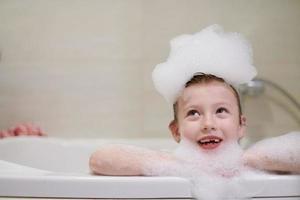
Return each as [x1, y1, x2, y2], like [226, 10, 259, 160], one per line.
[0, 0, 299, 142]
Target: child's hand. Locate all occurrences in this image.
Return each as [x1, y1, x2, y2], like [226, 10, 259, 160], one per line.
[0, 123, 46, 139]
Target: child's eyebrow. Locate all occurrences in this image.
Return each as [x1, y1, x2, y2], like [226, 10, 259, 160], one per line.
[179, 101, 199, 113]
[183, 104, 199, 111]
[214, 102, 232, 106]
[212, 102, 235, 108]
[213, 102, 234, 109]
[182, 102, 234, 110]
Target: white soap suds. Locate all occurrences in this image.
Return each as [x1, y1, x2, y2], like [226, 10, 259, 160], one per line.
[174, 139, 244, 176]
[145, 138, 265, 200]
[143, 133, 300, 199]
[152, 24, 257, 103]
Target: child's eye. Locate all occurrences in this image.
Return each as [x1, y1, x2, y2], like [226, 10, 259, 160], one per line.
[187, 110, 200, 117]
[216, 107, 228, 114]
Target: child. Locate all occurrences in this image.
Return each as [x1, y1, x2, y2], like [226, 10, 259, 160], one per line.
[89, 73, 248, 176]
[89, 25, 300, 176]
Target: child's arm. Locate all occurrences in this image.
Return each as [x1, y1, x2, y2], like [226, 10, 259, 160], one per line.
[89, 145, 176, 176]
[243, 132, 300, 174]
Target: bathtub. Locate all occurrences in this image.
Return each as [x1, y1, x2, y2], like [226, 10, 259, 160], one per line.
[0, 137, 299, 200]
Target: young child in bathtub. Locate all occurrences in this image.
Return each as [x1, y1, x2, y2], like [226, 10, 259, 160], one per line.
[89, 25, 300, 176]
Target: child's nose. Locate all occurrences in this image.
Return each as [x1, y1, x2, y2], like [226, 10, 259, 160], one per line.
[201, 115, 216, 132]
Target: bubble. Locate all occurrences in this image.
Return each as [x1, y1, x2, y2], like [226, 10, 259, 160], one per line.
[145, 138, 266, 200]
[152, 24, 257, 103]
[174, 138, 245, 177]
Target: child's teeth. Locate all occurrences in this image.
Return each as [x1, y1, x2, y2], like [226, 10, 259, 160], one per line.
[199, 138, 221, 144]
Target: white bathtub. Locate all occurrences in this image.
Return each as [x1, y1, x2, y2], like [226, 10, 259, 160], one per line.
[0, 137, 299, 200]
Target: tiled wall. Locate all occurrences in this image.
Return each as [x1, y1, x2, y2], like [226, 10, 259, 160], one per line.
[0, 0, 299, 143]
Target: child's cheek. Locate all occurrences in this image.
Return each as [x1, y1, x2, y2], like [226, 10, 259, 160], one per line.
[180, 123, 199, 141]
[225, 123, 242, 140]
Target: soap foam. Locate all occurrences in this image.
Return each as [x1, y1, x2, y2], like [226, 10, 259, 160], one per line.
[145, 138, 264, 200]
[152, 24, 257, 103]
[174, 138, 245, 177]
[174, 138, 249, 200]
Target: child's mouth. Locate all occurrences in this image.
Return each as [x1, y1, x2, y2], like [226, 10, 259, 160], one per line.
[198, 136, 223, 150]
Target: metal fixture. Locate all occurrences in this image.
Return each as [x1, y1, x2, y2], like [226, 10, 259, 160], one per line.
[239, 78, 300, 112]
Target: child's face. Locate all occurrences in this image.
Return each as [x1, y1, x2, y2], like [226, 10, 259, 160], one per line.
[169, 81, 246, 151]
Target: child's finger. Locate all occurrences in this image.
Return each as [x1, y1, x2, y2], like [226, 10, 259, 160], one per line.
[23, 123, 46, 136]
[0, 130, 11, 138]
[36, 126, 46, 136]
[26, 124, 45, 136]
[8, 128, 16, 136]
[13, 124, 28, 136]
[25, 123, 35, 134]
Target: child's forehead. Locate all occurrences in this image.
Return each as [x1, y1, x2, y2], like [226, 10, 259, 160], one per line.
[179, 81, 237, 104]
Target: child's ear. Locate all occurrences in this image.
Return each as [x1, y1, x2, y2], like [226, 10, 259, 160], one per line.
[169, 120, 180, 143]
[238, 115, 247, 139]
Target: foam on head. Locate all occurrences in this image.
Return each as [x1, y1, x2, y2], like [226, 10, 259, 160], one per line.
[152, 24, 257, 103]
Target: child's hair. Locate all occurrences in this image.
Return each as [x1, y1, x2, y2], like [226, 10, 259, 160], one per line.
[172, 73, 243, 124]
